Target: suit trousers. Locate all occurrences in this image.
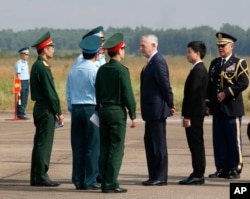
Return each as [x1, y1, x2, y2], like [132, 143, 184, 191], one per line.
[99, 105, 127, 191]
[185, 116, 206, 178]
[30, 101, 56, 183]
[144, 119, 167, 181]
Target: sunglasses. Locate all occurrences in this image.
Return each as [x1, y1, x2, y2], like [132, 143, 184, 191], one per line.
[121, 46, 126, 50]
[217, 43, 229, 48]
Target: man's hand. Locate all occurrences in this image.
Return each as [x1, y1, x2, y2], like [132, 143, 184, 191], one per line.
[56, 114, 64, 124]
[182, 117, 191, 128]
[130, 119, 138, 128]
[171, 106, 176, 114]
[217, 92, 226, 102]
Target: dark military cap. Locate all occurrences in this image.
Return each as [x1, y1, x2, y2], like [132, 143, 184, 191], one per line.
[103, 33, 125, 52]
[82, 26, 105, 40]
[18, 47, 29, 54]
[79, 35, 102, 54]
[216, 32, 237, 45]
[32, 32, 55, 50]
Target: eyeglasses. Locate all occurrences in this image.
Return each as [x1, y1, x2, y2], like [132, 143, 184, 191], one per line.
[121, 46, 126, 50]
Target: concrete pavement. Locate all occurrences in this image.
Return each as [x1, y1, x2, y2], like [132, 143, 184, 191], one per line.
[0, 112, 250, 199]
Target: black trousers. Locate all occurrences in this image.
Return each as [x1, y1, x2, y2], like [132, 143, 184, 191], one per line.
[144, 119, 167, 181]
[185, 116, 206, 178]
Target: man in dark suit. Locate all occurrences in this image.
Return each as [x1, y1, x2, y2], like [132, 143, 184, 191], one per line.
[206, 32, 249, 179]
[179, 41, 208, 185]
[140, 34, 175, 186]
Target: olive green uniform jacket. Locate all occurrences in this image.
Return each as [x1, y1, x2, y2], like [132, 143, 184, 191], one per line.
[30, 56, 62, 183]
[95, 59, 136, 190]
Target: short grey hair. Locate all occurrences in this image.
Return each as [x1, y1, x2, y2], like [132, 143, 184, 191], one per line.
[141, 34, 158, 45]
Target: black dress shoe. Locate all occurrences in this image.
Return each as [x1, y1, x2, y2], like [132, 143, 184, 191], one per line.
[102, 187, 127, 193]
[141, 179, 151, 185]
[82, 183, 101, 190]
[142, 180, 167, 186]
[179, 177, 205, 185]
[226, 170, 240, 179]
[208, 169, 227, 178]
[31, 179, 61, 187]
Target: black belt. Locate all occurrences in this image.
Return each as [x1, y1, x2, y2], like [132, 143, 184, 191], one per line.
[99, 103, 121, 107]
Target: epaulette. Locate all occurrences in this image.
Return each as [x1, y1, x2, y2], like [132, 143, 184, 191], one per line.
[122, 64, 129, 70]
[43, 60, 50, 67]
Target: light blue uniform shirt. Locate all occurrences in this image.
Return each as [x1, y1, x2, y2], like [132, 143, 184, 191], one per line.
[74, 53, 106, 67]
[66, 59, 98, 112]
[15, 59, 29, 80]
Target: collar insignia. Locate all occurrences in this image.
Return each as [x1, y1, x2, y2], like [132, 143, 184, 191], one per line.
[43, 60, 50, 67]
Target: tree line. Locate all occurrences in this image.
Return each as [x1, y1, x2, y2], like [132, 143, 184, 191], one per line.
[0, 23, 250, 56]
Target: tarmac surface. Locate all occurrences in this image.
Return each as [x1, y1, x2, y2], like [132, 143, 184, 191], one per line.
[0, 112, 250, 199]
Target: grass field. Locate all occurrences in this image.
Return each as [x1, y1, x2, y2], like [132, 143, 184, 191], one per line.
[0, 54, 250, 113]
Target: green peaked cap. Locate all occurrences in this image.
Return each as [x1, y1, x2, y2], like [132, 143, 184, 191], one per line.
[103, 33, 124, 49]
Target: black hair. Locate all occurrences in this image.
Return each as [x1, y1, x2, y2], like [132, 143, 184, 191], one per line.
[187, 41, 207, 59]
[107, 50, 119, 57]
[82, 52, 97, 59]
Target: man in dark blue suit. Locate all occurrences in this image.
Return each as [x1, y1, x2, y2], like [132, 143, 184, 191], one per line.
[140, 34, 175, 186]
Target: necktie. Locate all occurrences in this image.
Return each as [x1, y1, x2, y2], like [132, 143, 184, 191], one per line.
[221, 58, 226, 66]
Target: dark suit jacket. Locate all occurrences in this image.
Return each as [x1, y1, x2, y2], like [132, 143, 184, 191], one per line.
[182, 62, 208, 118]
[140, 52, 174, 121]
[206, 55, 249, 116]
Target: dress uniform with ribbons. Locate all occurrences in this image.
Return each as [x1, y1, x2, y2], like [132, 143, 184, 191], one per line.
[206, 32, 249, 178]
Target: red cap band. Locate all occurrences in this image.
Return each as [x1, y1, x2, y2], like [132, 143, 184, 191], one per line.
[107, 41, 124, 52]
[36, 38, 53, 50]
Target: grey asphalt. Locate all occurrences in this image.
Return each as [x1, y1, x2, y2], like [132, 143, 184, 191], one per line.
[0, 112, 250, 199]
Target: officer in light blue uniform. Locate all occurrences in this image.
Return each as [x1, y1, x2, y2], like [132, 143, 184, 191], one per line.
[74, 26, 106, 184]
[14, 47, 30, 119]
[74, 26, 106, 67]
[66, 35, 102, 190]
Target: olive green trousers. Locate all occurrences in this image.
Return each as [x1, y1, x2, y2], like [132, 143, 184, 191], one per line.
[30, 101, 56, 183]
[99, 105, 127, 190]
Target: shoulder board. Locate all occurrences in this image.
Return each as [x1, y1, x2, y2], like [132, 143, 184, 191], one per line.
[122, 64, 129, 70]
[43, 61, 50, 67]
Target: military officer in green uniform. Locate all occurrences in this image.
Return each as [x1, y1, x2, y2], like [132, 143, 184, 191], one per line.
[30, 32, 64, 187]
[95, 33, 138, 193]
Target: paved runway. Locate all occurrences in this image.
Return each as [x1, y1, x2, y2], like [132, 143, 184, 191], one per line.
[0, 112, 250, 199]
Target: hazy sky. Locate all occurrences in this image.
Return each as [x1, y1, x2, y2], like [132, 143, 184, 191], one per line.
[1, 0, 250, 31]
